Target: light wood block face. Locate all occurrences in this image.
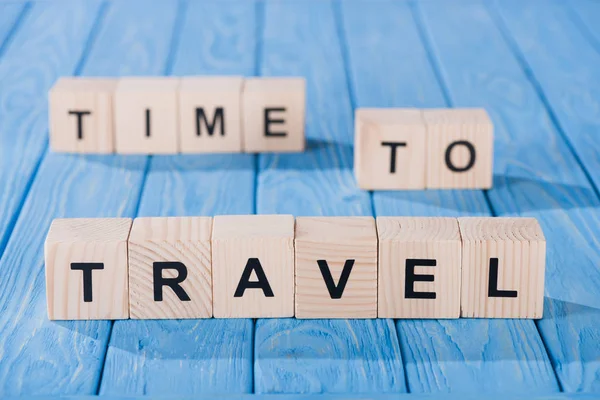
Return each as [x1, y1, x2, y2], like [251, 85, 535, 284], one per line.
[242, 77, 306, 153]
[295, 217, 378, 318]
[49, 77, 116, 153]
[114, 77, 179, 154]
[423, 108, 494, 189]
[44, 218, 132, 320]
[179, 76, 243, 153]
[459, 217, 546, 319]
[354, 109, 426, 190]
[128, 217, 212, 319]
[211, 215, 295, 318]
[377, 217, 461, 319]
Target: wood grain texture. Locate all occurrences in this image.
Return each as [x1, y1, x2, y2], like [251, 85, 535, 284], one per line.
[295, 217, 378, 319]
[45, 218, 132, 320]
[254, 0, 406, 393]
[0, 0, 102, 258]
[0, 2, 27, 55]
[377, 217, 461, 319]
[459, 217, 546, 318]
[128, 217, 212, 319]
[100, 0, 257, 395]
[341, 0, 558, 393]
[212, 215, 295, 318]
[423, 108, 494, 189]
[488, 0, 600, 391]
[354, 108, 426, 190]
[0, 0, 175, 395]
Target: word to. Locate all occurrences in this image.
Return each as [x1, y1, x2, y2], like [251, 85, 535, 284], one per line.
[45, 215, 545, 321]
[49, 76, 305, 154]
[355, 108, 493, 190]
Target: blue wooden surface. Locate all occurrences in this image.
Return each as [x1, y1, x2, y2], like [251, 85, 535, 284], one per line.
[0, 0, 598, 396]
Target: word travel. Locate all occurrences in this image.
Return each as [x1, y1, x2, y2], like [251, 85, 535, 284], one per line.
[49, 76, 306, 154]
[44, 215, 545, 321]
[355, 108, 494, 190]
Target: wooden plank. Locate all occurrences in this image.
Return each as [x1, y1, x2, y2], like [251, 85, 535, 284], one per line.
[0, 1, 101, 258]
[418, 0, 600, 393]
[341, 0, 558, 393]
[0, 2, 26, 56]
[486, 0, 600, 392]
[253, 0, 405, 394]
[0, 1, 177, 395]
[98, 1, 257, 395]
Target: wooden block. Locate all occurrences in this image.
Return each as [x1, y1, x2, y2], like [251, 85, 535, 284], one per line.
[242, 77, 305, 153]
[211, 215, 295, 318]
[458, 217, 546, 318]
[295, 217, 377, 318]
[354, 108, 426, 190]
[179, 76, 243, 153]
[377, 217, 461, 318]
[114, 77, 179, 154]
[423, 108, 494, 189]
[128, 217, 212, 319]
[48, 77, 117, 153]
[44, 218, 131, 320]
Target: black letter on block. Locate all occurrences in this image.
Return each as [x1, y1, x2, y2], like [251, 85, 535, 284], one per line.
[196, 107, 225, 137]
[145, 109, 151, 137]
[68, 110, 91, 140]
[445, 140, 476, 172]
[317, 259, 355, 299]
[71, 262, 104, 302]
[405, 259, 436, 299]
[153, 262, 191, 302]
[264, 107, 287, 137]
[381, 141, 407, 173]
[234, 258, 274, 297]
[488, 258, 518, 298]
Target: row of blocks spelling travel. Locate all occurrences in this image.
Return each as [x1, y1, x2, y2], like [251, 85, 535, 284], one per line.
[45, 215, 546, 321]
[49, 76, 306, 154]
[355, 108, 494, 190]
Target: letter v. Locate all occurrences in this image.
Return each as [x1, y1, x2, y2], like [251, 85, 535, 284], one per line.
[317, 259, 355, 299]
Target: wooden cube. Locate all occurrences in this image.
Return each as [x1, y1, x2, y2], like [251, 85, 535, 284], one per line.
[459, 217, 546, 318]
[179, 76, 243, 153]
[423, 108, 493, 189]
[128, 217, 212, 319]
[114, 77, 179, 154]
[211, 215, 295, 318]
[49, 77, 117, 153]
[44, 218, 131, 320]
[354, 108, 426, 190]
[242, 77, 305, 153]
[295, 217, 377, 318]
[377, 217, 461, 318]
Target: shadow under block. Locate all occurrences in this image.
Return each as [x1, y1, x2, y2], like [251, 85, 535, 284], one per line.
[354, 108, 426, 190]
[44, 218, 132, 320]
[295, 217, 378, 318]
[128, 217, 213, 319]
[49, 77, 117, 153]
[423, 108, 494, 189]
[211, 215, 295, 318]
[458, 217, 546, 318]
[242, 77, 306, 153]
[377, 217, 461, 318]
[114, 77, 179, 154]
[179, 76, 243, 153]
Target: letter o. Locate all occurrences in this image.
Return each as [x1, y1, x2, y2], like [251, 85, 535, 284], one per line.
[445, 140, 476, 172]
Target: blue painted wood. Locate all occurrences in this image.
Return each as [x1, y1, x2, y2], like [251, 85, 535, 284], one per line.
[568, 0, 600, 52]
[486, 0, 600, 392]
[99, 1, 257, 395]
[340, 0, 558, 394]
[0, 2, 26, 56]
[0, 0, 177, 395]
[254, 0, 405, 394]
[418, 0, 600, 393]
[0, 0, 101, 260]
